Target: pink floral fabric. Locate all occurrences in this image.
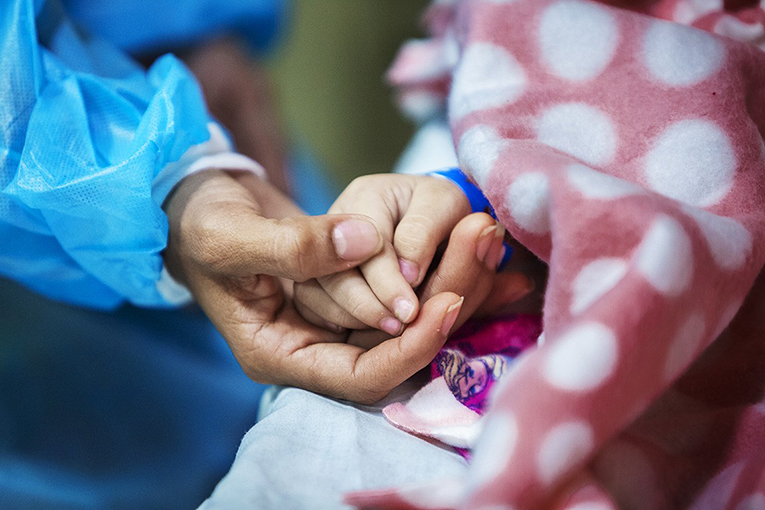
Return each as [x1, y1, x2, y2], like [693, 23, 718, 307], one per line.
[347, 0, 765, 508]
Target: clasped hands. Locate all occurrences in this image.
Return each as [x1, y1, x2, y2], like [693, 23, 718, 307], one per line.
[164, 169, 532, 404]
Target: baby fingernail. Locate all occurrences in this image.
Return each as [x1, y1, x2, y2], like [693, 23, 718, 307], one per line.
[441, 296, 464, 335]
[394, 297, 416, 323]
[399, 259, 419, 285]
[380, 317, 403, 336]
[332, 220, 380, 260]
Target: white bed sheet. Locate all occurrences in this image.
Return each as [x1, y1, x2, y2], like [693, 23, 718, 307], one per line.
[197, 383, 467, 510]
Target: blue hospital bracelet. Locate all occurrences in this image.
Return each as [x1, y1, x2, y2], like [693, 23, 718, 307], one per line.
[427, 168, 513, 269]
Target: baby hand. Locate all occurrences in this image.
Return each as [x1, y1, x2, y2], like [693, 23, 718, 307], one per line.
[293, 173, 503, 335]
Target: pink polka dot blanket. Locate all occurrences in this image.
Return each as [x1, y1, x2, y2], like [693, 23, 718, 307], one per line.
[346, 0, 765, 509]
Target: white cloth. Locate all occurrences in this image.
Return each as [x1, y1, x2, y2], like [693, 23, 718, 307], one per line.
[198, 384, 467, 510]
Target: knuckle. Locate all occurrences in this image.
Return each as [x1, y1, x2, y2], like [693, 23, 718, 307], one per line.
[340, 292, 382, 327]
[335, 175, 388, 207]
[395, 218, 439, 256]
[274, 221, 317, 281]
[401, 212, 439, 234]
[347, 175, 377, 190]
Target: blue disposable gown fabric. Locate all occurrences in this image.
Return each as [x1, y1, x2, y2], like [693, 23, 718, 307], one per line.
[0, 0, 291, 509]
[1, 0, 215, 309]
[1, 0, 286, 310]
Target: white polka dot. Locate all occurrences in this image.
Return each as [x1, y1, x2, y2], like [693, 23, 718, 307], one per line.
[672, 3, 698, 25]
[539, 0, 619, 81]
[506, 173, 551, 234]
[737, 493, 765, 510]
[636, 215, 694, 296]
[594, 441, 659, 510]
[458, 124, 509, 188]
[570, 258, 629, 315]
[643, 21, 725, 86]
[683, 206, 752, 271]
[664, 313, 705, 382]
[399, 479, 467, 509]
[567, 164, 643, 199]
[537, 421, 594, 485]
[469, 413, 518, 487]
[644, 120, 735, 206]
[544, 322, 618, 391]
[672, 0, 721, 26]
[450, 42, 527, 120]
[714, 15, 765, 46]
[537, 103, 617, 166]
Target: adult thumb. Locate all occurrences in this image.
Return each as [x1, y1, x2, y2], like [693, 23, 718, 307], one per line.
[235, 213, 384, 281]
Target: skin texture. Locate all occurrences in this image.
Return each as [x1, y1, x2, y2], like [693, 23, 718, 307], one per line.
[163, 170, 533, 403]
[294, 173, 474, 334]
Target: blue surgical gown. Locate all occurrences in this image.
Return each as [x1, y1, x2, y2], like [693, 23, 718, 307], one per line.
[0, 1, 334, 508]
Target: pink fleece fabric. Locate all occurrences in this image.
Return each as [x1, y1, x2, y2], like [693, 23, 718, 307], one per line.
[347, 1, 765, 509]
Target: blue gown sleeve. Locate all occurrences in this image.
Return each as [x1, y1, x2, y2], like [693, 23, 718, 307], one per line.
[61, 0, 288, 56]
[0, 0, 229, 309]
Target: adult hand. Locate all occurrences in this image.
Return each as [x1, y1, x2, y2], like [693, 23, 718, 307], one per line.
[163, 169, 465, 404]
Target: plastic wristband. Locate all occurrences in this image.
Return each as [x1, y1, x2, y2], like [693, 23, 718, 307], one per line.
[428, 167, 513, 269]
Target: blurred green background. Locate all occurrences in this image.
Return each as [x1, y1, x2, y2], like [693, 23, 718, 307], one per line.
[268, 1, 431, 189]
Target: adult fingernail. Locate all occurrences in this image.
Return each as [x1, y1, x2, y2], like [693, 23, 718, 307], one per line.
[380, 317, 403, 336]
[485, 225, 506, 270]
[394, 297, 416, 323]
[441, 296, 464, 335]
[476, 225, 498, 263]
[399, 258, 419, 285]
[486, 240, 505, 271]
[332, 220, 379, 260]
